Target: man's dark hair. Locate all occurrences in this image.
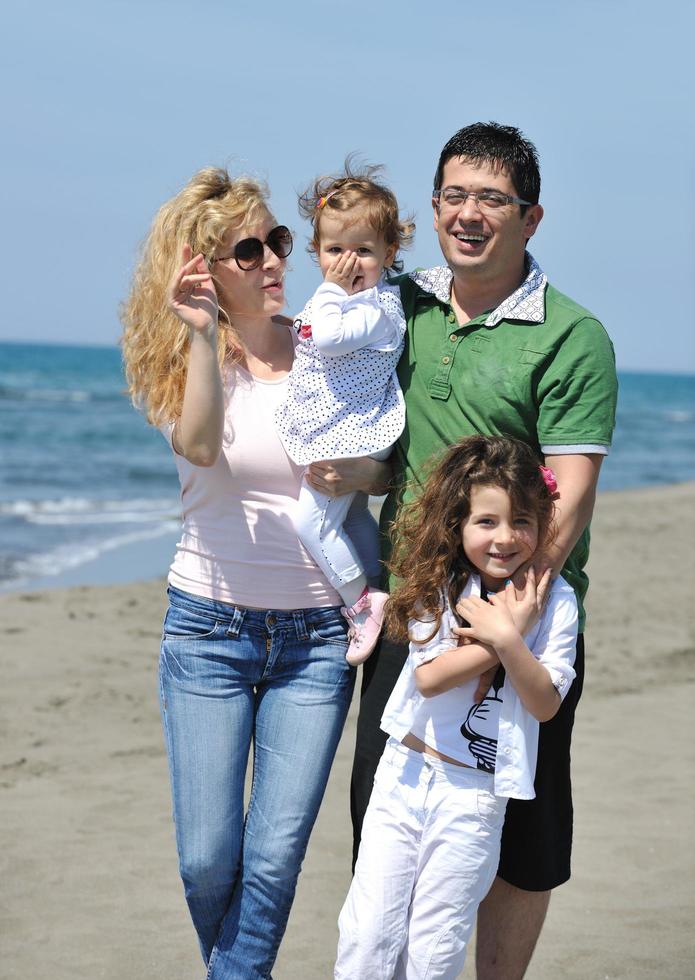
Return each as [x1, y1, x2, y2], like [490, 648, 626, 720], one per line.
[433, 122, 541, 208]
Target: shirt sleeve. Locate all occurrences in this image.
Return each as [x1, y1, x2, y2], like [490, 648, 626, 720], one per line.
[529, 582, 578, 701]
[536, 316, 618, 449]
[408, 606, 458, 665]
[311, 281, 403, 356]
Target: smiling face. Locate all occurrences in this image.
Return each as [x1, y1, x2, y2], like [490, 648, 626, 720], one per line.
[460, 484, 539, 591]
[433, 157, 542, 290]
[317, 211, 396, 293]
[212, 211, 287, 319]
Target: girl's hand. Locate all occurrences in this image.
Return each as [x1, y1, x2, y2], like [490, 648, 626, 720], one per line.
[455, 596, 519, 651]
[324, 251, 361, 294]
[167, 244, 219, 332]
[487, 566, 551, 636]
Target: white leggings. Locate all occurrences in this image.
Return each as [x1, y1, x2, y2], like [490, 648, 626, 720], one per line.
[294, 448, 390, 606]
[335, 739, 507, 980]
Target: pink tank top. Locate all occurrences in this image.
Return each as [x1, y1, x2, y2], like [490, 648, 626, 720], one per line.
[163, 362, 342, 609]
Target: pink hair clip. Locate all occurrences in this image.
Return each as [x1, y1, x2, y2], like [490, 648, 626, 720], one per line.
[539, 465, 558, 495]
[317, 190, 337, 210]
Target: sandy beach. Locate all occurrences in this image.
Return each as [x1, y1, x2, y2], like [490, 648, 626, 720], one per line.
[1, 483, 693, 979]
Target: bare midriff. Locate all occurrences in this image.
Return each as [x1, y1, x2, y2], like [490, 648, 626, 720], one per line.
[401, 731, 473, 769]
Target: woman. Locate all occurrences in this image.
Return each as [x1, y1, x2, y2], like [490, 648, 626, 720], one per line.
[121, 168, 377, 978]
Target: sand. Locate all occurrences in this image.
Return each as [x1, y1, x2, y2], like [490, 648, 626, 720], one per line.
[1, 483, 693, 979]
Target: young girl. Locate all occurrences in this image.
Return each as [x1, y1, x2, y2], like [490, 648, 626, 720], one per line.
[335, 435, 578, 979]
[275, 163, 414, 665]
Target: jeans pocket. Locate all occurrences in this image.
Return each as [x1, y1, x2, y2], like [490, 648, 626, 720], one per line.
[307, 613, 349, 646]
[163, 605, 220, 640]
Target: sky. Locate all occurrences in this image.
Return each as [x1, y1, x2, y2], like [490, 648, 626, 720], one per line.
[2, 0, 694, 374]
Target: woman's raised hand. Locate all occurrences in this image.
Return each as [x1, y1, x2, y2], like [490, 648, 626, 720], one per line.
[167, 244, 219, 332]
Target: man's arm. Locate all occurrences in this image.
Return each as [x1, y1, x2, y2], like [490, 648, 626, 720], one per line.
[543, 453, 604, 573]
[305, 456, 393, 497]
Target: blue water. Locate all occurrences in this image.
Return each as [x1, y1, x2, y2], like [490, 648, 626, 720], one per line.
[1, 342, 694, 590]
[0, 342, 180, 588]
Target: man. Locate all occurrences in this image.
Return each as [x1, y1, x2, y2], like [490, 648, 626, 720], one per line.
[342, 122, 617, 979]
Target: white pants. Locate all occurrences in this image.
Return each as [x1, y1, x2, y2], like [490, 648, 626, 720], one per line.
[335, 739, 507, 980]
[295, 449, 389, 604]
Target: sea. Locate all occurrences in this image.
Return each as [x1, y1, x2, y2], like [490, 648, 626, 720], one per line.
[1, 341, 694, 593]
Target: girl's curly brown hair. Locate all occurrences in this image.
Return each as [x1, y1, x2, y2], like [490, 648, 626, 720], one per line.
[298, 155, 415, 273]
[385, 435, 557, 642]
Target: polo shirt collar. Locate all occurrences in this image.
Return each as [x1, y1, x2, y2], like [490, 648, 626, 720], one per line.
[408, 252, 548, 326]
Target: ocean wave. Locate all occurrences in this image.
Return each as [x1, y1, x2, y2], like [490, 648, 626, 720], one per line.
[0, 385, 123, 404]
[0, 496, 181, 524]
[8, 523, 181, 586]
[663, 410, 693, 423]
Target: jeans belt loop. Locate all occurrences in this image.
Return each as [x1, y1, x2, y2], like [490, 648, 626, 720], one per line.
[292, 609, 309, 640]
[226, 606, 246, 638]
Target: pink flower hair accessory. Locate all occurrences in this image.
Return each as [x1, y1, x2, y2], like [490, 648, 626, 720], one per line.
[539, 465, 558, 495]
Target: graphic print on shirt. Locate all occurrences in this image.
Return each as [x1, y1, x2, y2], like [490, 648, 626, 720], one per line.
[460, 669, 505, 773]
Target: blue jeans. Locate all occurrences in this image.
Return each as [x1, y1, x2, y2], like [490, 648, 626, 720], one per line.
[159, 587, 355, 979]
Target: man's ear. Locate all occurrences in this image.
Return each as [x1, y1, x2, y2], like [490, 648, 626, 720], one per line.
[523, 203, 544, 241]
[433, 196, 440, 232]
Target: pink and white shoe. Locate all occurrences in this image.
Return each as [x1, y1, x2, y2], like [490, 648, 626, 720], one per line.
[341, 588, 389, 666]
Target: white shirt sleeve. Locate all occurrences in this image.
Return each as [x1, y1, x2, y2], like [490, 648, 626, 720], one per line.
[310, 281, 402, 357]
[408, 583, 476, 665]
[529, 580, 578, 700]
[408, 611, 458, 665]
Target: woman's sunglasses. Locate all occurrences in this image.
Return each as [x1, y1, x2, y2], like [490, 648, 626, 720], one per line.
[213, 225, 293, 271]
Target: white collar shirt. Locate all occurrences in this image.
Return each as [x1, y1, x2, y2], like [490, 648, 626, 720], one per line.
[408, 251, 548, 326]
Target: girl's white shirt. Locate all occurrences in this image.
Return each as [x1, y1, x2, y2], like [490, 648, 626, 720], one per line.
[274, 278, 406, 465]
[380, 575, 578, 800]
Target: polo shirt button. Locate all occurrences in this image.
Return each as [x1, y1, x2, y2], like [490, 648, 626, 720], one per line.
[504, 747, 511, 756]
[442, 356, 450, 365]
[448, 312, 456, 323]
[449, 334, 457, 342]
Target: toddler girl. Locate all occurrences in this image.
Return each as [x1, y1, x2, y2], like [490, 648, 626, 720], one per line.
[276, 164, 414, 665]
[335, 435, 578, 979]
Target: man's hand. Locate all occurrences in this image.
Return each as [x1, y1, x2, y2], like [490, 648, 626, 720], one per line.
[471, 663, 499, 704]
[305, 456, 392, 497]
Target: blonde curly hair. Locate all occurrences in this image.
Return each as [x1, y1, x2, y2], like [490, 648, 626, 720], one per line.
[120, 167, 271, 425]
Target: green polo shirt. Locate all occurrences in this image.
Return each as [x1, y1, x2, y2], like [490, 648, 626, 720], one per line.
[381, 269, 618, 631]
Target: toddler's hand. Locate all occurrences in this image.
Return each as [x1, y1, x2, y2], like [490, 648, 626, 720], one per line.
[324, 251, 362, 294]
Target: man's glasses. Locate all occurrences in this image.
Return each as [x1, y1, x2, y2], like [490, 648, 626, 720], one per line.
[433, 187, 532, 212]
[213, 225, 293, 271]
